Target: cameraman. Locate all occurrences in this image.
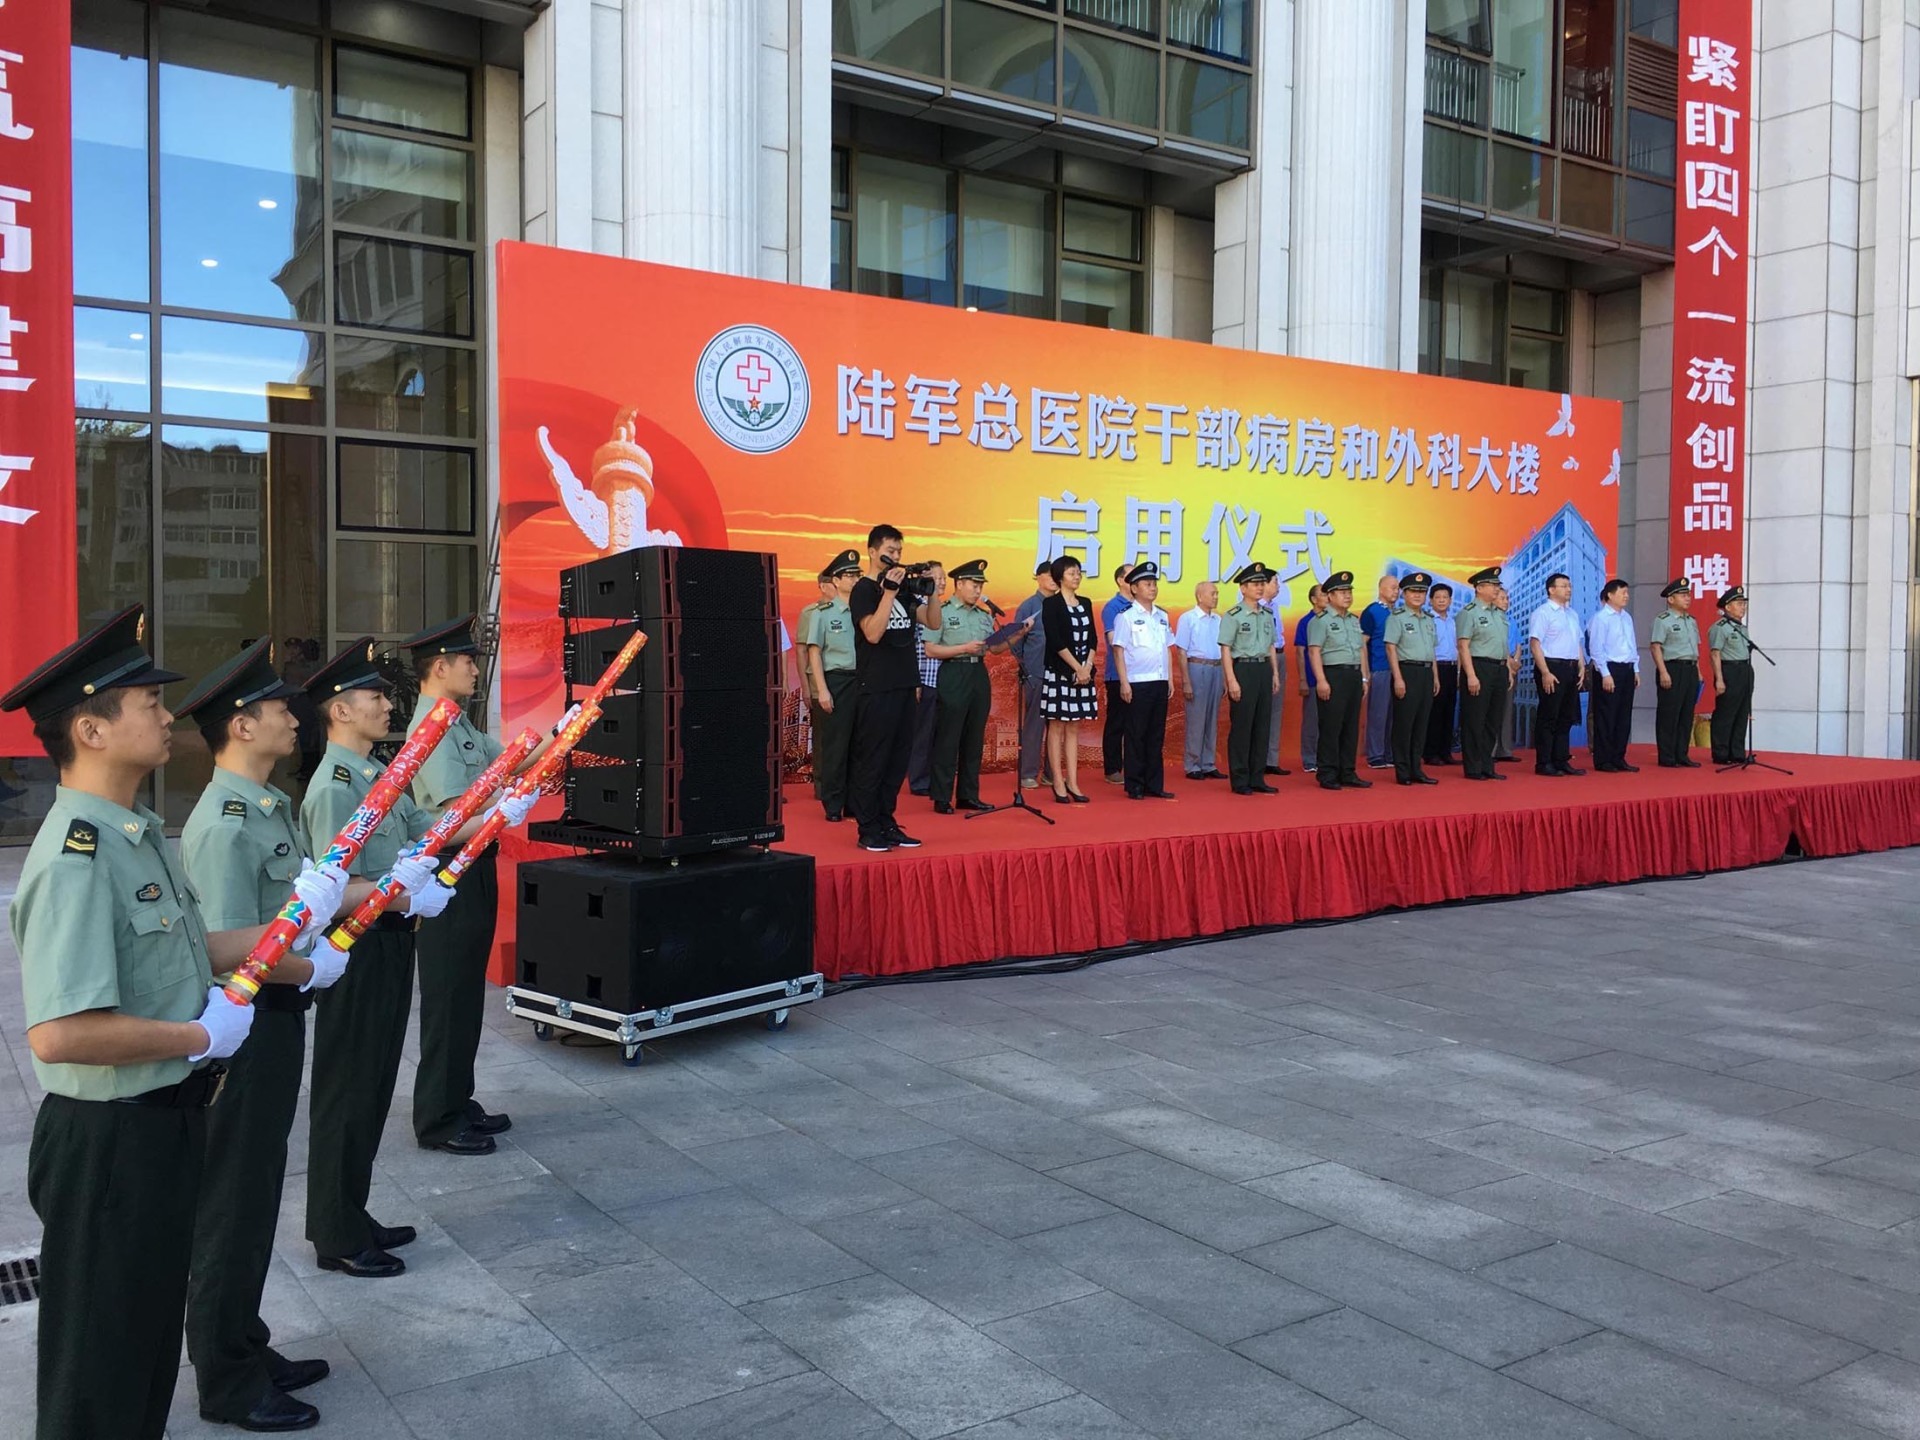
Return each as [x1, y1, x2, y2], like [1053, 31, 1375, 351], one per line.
[848, 524, 941, 853]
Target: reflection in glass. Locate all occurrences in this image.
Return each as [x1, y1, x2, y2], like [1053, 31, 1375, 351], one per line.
[1060, 260, 1139, 331]
[1441, 271, 1502, 383]
[1490, 0, 1550, 140]
[1510, 285, 1565, 335]
[158, 10, 323, 320]
[831, 217, 851, 291]
[1167, 56, 1249, 149]
[1167, 0, 1248, 60]
[332, 131, 472, 238]
[1423, 122, 1486, 205]
[1625, 176, 1674, 248]
[832, 0, 944, 75]
[831, 147, 849, 211]
[338, 442, 475, 533]
[1418, 269, 1443, 375]
[962, 177, 1051, 319]
[74, 418, 153, 627]
[953, 0, 1057, 103]
[1562, 0, 1616, 161]
[72, 0, 149, 303]
[161, 317, 324, 425]
[1629, 0, 1679, 46]
[335, 539, 476, 636]
[1626, 108, 1675, 177]
[1560, 161, 1617, 233]
[1491, 143, 1552, 219]
[855, 156, 955, 306]
[1064, 196, 1140, 260]
[335, 47, 469, 137]
[1428, 0, 1490, 50]
[335, 336, 476, 437]
[334, 236, 474, 337]
[75, 309, 152, 414]
[1063, 28, 1158, 129]
[1066, 0, 1155, 38]
[1508, 333, 1565, 391]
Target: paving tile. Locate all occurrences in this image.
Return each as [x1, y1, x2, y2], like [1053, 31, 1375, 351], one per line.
[781, 1034, 991, 1105]
[1234, 1306, 1638, 1440]
[941, 1051, 1162, 1117]
[507, 1118, 730, 1214]
[1263, 1071, 1492, 1137]
[1795, 1354, 1920, 1440]
[583, 1064, 786, 1150]
[748, 1077, 954, 1159]
[1664, 1190, 1920, 1297]
[866, 1138, 1117, 1239]
[613, 1186, 871, 1305]
[391, 1351, 657, 1437]
[425, 1174, 656, 1291]
[1260, 1002, 1454, 1054]
[1480, 1241, 1868, 1387]
[1106, 1024, 1315, 1081]
[1714, 1260, 1920, 1365]
[1824, 1145, 1920, 1193]
[1047, 1149, 1329, 1252]
[909, 1089, 1136, 1171]
[649, 1370, 910, 1440]
[681, 1128, 919, 1222]
[1246, 1162, 1548, 1269]
[1587, 1091, 1874, 1164]
[1241, 1225, 1597, 1367]
[1728, 1059, 1920, 1118]
[1437, 1121, 1730, 1210]
[1081, 1104, 1321, 1181]
[1624, 1134, 1920, 1227]
[1772, 1096, 1920, 1154]
[983, 1291, 1355, 1440]
[944, 1394, 1150, 1438]
[745, 1274, 1073, 1439]
[1506, 1330, 1889, 1440]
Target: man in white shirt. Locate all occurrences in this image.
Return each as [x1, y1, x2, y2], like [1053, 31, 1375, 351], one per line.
[1528, 572, 1587, 777]
[1112, 561, 1176, 800]
[1585, 577, 1640, 772]
[1174, 581, 1224, 781]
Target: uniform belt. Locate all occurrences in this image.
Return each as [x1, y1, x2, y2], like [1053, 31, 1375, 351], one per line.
[943, 656, 984, 665]
[1400, 659, 1433, 667]
[1324, 662, 1361, 671]
[1231, 656, 1269, 665]
[1436, 659, 1458, 666]
[1471, 655, 1507, 665]
[253, 984, 313, 1014]
[115, 1063, 227, 1109]
[1188, 658, 1221, 666]
[1723, 657, 1753, 666]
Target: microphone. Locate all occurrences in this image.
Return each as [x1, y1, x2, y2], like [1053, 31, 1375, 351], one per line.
[983, 597, 1006, 619]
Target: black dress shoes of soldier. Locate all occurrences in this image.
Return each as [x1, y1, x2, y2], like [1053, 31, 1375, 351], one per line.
[205, 1386, 319, 1432]
[425, 1125, 497, 1155]
[316, 1246, 405, 1279]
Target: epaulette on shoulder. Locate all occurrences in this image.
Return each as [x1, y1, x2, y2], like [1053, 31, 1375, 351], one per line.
[61, 820, 97, 857]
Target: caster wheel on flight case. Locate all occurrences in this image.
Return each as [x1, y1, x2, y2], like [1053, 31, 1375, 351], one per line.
[765, 1008, 790, 1032]
[533, 1022, 552, 1041]
[622, 1044, 644, 1067]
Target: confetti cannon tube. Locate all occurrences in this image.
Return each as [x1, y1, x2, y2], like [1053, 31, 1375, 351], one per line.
[324, 726, 542, 952]
[222, 696, 462, 1005]
[438, 628, 646, 887]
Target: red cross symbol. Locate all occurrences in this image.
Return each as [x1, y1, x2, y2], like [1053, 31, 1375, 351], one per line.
[735, 353, 773, 410]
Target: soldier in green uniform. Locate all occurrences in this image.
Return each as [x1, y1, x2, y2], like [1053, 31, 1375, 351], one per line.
[404, 615, 538, 1158]
[926, 558, 1028, 814]
[1217, 562, 1280, 795]
[176, 639, 365, 1433]
[1307, 571, 1371, 789]
[1384, 571, 1441, 786]
[0, 607, 317, 1440]
[802, 550, 861, 821]
[1455, 566, 1511, 782]
[300, 638, 461, 1278]
[1651, 577, 1704, 768]
[1708, 585, 1754, 764]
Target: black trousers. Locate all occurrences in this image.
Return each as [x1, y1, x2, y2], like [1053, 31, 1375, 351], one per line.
[1656, 659, 1700, 764]
[1390, 662, 1434, 782]
[930, 661, 990, 806]
[1224, 659, 1272, 790]
[1588, 663, 1636, 767]
[1103, 679, 1130, 777]
[811, 670, 858, 814]
[1316, 664, 1364, 781]
[907, 684, 938, 793]
[850, 685, 915, 841]
[307, 926, 413, 1258]
[1534, 658, 1582, 771]
[1424, 661, 1459, 762]
[30, 1093, 205, 1440]
[414, 847, 497, 1146]
[189, 1003, 305, 1419]
[1711, 658, 1755, 761]
[1460, 657, 1510, 778]
[1122, 679, 1169, 795]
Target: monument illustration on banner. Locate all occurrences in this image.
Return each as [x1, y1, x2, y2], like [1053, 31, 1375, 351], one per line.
[537, 406, 683, 553]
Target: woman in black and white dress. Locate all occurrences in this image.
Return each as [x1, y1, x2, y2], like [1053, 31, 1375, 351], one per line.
[1040, 553, 1097, 803]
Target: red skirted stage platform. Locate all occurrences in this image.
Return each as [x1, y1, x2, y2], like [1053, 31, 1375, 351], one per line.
[783, 747, 1920, 981]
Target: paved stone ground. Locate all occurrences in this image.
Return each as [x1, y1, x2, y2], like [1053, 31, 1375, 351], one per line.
[4, 845, 1920, 1438]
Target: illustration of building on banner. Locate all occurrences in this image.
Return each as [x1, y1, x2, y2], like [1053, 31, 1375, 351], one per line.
[1500, 502, 1608, 750]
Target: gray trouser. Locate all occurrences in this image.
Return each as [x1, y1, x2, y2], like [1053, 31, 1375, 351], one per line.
[1300, 673, 1320, 767]
[1267, 653, 1287, 766]
[1366, 666, 1392, 761]
[1183, 662, 1224, 774]
[1018, 670, 1047, 782]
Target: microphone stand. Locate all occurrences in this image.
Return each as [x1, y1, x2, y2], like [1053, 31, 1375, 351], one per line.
[967, 602, 1054, 826]
[1717, 620, 1791, 775]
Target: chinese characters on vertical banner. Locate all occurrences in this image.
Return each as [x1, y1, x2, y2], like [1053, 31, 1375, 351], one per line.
[0, 0, 76, 754]
[1669, 0, 1752, 603]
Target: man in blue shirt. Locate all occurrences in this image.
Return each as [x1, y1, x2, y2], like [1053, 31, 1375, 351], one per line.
[1527, 571, 1587, 777]
[1101, 563, 1134, 784]
[1359, 574, 1398, 767]
[1013, 561, 1057, 789]
[1585, 577, 1640, 772]
[1423, 582, 1460, 765]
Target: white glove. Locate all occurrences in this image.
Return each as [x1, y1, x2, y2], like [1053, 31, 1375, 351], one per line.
[406, 880, 454, 919]
[292, 858, 349, 927]
[388, 848, 439, 896]
[491, 787, 537, 829]
[188, 986, 257, 1062]
[551, 702, 583, 737]
[299, 933, 350, 992]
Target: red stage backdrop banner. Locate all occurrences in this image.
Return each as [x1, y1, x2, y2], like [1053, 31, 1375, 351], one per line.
[0, 1, 75, 755]
[1669, 0, 1752, 606]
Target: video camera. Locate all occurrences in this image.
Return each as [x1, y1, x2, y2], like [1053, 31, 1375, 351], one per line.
[897, 561, 940, 602]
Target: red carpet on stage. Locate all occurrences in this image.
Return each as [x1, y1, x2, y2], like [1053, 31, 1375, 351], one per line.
[785, 747, 1920, 981]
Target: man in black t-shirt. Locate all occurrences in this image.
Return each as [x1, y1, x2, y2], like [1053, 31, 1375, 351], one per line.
[848, 523, 941, 852]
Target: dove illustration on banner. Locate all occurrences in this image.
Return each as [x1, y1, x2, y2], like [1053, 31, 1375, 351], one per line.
[537, 406, 683, 554]
[1547, 393, 1576, 438]
[1602, 448, 1621, 486]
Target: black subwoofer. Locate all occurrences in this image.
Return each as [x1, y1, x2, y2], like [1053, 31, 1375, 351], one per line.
[560, 546, 776, 622]
[565, 617, 781, 693]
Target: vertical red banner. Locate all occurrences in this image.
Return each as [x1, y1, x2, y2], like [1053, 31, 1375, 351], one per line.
[1668, 0, 1752, 607]
[0, 0, 76, 753]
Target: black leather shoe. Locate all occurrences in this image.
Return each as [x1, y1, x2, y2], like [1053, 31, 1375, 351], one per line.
[1342, 776, 1374, 789]
[1679, 758, 1702, 768]
[267, 1354, 330, 1393]
[204, 1387, 319, 1432]
[1205, 770, 1227, 780]
[1620, 762, 1641, 772]
[422, 1127, 497, 1156]
[1185, 771, 1208, 780]
[1485, 771, 1508, 781]
[1268, 766, 1292, 776]
[464, 1108, 512, 1136]
[1145, 789, 1177, 799]
[316, 1247, 404, 1279]
[1251, 783, 1278, 794]
[932, 800, 954, 815]
[1397, 777, 1415, 786]
[957, 798, 994, 812]
[1318, 781, 1343, 792]
[1413, 775, 1439, 785]
[1231, 785, 1252, 795]
[1658, 759, 1680, 768]
[368, 1222, 417, 1250]
[823, 809, 844, 823]
[888, 828, 924, 847]
[1558, 765, 1586, 776]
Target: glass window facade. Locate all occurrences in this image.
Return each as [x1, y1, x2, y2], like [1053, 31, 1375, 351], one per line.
[2, 0, 486, 838]
[1418, 261, 1569, 393]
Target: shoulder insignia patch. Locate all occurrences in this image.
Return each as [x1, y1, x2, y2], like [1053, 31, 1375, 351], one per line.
[332, 764, 353, 783]
[222, 799, 248, 818]
[274, 841, 291, 857]
[61, 820, 97, 857]
[136, 882, 162, 902]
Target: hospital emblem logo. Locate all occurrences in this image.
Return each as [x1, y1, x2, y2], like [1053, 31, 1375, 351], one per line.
[695, 325, 810, 454]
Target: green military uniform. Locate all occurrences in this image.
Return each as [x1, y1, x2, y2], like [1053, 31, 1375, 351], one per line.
[927, 558, 999, 810]
[1708, 587, 1753, 763]
[300, 645, 436, 1261]
[1456, 570, 1512, 779]
[405, 614, 508, 1151]
[1220, 563, 1279, 793]
[1384, 577, 1439, 785]
[1651, 583, 1703, 766]
[804, 550, 862, 820]
[2, 606, 217, 1440]
[1307, 578, 1368, 786]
